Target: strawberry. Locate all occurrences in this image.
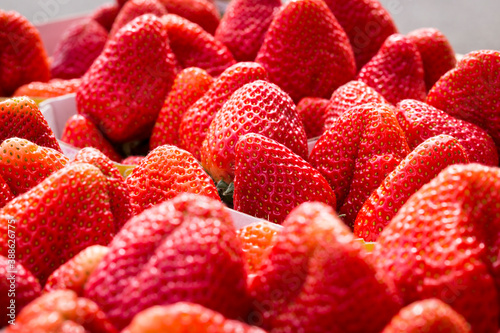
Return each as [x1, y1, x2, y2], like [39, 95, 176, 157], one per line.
[0, 10, 50, 96]
[109, 0, 167, 38]
[13, 78, 81, 99]
[0, 163, 115, 284]
[323, 80, 388, 130]
[255, 0, 356, 103]
[178, 62, 268, 160]
[0, 97, 61, 152]
[61, 114, 122, 162]
[150, 67, 213, 150]
[0, 137, 69, 196]
[426, 50, 500, 157]
[120, 155, 144, 165]
[357, 34, 427, 104]
[125, 145, 220, 214]
[374, 163, 500, 333]
[323, 0, 398, 70]
[296, 97, 329, 139]
[44, 245, 110, 296]
[123, 303, 266, 333]
[309, 103, 410, 226]
[0, 255, 41, 327]
[90, 3, 120, 32]
[233, 133, 335, 223]
[6, 290, 117, 333]
[74, 147, 132, 231]
[158, 0, 220, 35]
[381, 299, 471, 333]
[0, 174, 14, 208]
[160, 14, 235, 77]
[396, 99, 499, 166]
[407, 28, 457, 90]
[84, 194, 249, 329]
[76, 14, 177, 143]
[214, 0, 281, 61]
[50, 19, 108, 80]
[354, 135, 469, 241]
[202, 81, 308, 183]
[248, 202, 402, 332]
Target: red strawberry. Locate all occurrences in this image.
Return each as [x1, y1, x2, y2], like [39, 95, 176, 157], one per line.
[13, 78, 81, 99]
[90, 3, 120, 32]
[0, 10, 50, 96]
[44, 245, 110, 296]
[357, 34, 427, 104]
[296, 97, 329, 138]
[158, 0, 220, 35]
[214, 0, 281, 61]
[50, 19, 108, 80]
[323, 0, 398, 70]
[0, 137, 69, 196]
[310, 103, 410, 226]
[123, 303, 266, 333]
[109, 0, 167, 38]
[84, 194, 249, 329]
[0, 255, 41, 327]
[76, 14, 177, 143]
[354, 135, 469, 241]
[381, 299, 471, 333]
[6, 290, 117, 333]
[160, 14, 235, 77]
[0, 97, 61, 152]
[74, 147, 132, 231]
[125, 145, 220, 214]
[248, 202, 402, 332]
[426, 50, 500, 157]
[178, 62, 268, 160]
[233, 133, 335, 223]
[202, 80, 308, 183]
[0, 174, 14, 208]
[0, 163, 115, 283]
[323, 80, 388, 131]
[61, 114, 122, 162]
[407, 28, 457, 90]
[374, 163, 500, 333]
[150, 67, 213, 150]
[120, 155, 144, 165]
[396, 99, 499, 166]
[255, 0, 356, 103]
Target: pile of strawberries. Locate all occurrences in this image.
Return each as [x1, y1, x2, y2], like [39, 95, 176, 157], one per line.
[1, 0, 500, 331]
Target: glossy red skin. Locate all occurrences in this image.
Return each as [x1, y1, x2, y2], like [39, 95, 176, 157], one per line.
[248, 202, 402, 332]
[160, 14, 235, 77]
[407, 28, 457, 90]
[296, 97, 329, 138]
[178, 62, 268, 160]
[202, 80, 308, 183]
[109, 0, 167, 37]
[62, 114, 122, 162]
[126, 145, 220, 214]
[74, 147, 132, 231]
[0, 97, 61, 152]
[323, 80, 389, 131]
[396, 99, 499, 166]
[90, 3, 120, 31]
[427, 50, 500, 157]
[323, 0, 398, 70]
[234, 133, 335, 224]
[13, 78, 81, 98]
[381, 299, 471, 333]
[0, 255, 41, 327]
[0, 163, 115, 284]
[374, 163, 500, 333]
[0, 174, 14, 208]
[214, 0, 280, 61]
[0, 137, 69, 196]
[120, 155, 144, 165]
[150, 67, 213, 150]
[77, 15, 177, 143]
[158, 0, 220, 35]
[255, 0, 356, 103]
[357, 34, 427, 104]
[0, 10, 50, 96]
[310, 103, 410, 226]
[354, 135, 469, 241]
[51, 19, 108, 80]
[84, 194, 249, 330]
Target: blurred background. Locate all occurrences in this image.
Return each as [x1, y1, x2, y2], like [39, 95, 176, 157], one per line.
[2, 0, 499, 54]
